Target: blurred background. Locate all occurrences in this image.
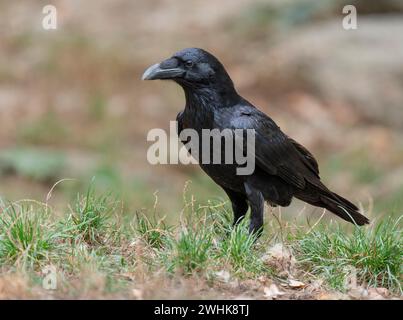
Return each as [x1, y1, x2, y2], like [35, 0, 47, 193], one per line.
[0, 0, 402, 221]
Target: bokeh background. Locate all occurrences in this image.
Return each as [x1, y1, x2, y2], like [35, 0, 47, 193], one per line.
[0, 0, 402, 222]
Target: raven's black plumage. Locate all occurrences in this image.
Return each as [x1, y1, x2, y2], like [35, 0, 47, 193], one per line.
[143, 48, 369, 234]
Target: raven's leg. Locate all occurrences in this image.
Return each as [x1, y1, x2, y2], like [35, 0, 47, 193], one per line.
[244, 182, 264, 236]
[223, 188, 249, 226]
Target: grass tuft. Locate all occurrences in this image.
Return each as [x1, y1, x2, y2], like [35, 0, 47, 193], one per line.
[133, 212, 172, 249]
[218, 219, 263, 274]
[65, 184, 115, 245]
[294, 217, 402, 293]
[0, 200, 54, 269]
[169, 227, 213, 275]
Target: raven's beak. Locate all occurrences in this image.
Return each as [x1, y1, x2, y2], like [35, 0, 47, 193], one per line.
[142, 63, 184, 81]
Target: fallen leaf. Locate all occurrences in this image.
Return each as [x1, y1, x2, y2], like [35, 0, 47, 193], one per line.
[264, 284, 285, 299]
[287, 279, 306, 289]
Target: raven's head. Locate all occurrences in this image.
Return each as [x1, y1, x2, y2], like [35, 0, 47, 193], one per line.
[142, 48, 235, 90]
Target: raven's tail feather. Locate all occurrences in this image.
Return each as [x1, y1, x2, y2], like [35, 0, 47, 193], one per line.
[296, 184, 370, 226]
[319, 194, 369, 226]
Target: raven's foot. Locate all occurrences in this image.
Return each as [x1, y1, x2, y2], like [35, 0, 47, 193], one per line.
[249, 222, 263, 238]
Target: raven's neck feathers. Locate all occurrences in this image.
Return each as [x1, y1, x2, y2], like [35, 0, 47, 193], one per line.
[183, 84, 240, 113]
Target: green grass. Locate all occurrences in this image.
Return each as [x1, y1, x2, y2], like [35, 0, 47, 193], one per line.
[218, 219, 264, 275]
[0, 199, 55, 269]
[294, 217, 402, 293]
[134, 211, 172, 249]
[0, 183, 401, 298]
[168, 226, 213, 274]
[65, 185, 115, 245]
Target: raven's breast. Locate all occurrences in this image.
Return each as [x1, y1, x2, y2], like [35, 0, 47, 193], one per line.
[199, 162, 245, 192]
[180, 109, 247, 192]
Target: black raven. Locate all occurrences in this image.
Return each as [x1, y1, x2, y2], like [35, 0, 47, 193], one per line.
[142, 48, 369, 235]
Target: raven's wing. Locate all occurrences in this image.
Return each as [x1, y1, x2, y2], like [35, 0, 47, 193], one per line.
[228, 106, 369, 225]
[229, 107, 319, 189]
[289, 138, 319, 176]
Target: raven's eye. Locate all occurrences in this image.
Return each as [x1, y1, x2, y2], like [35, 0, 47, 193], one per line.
[184, 60, 194, 68]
